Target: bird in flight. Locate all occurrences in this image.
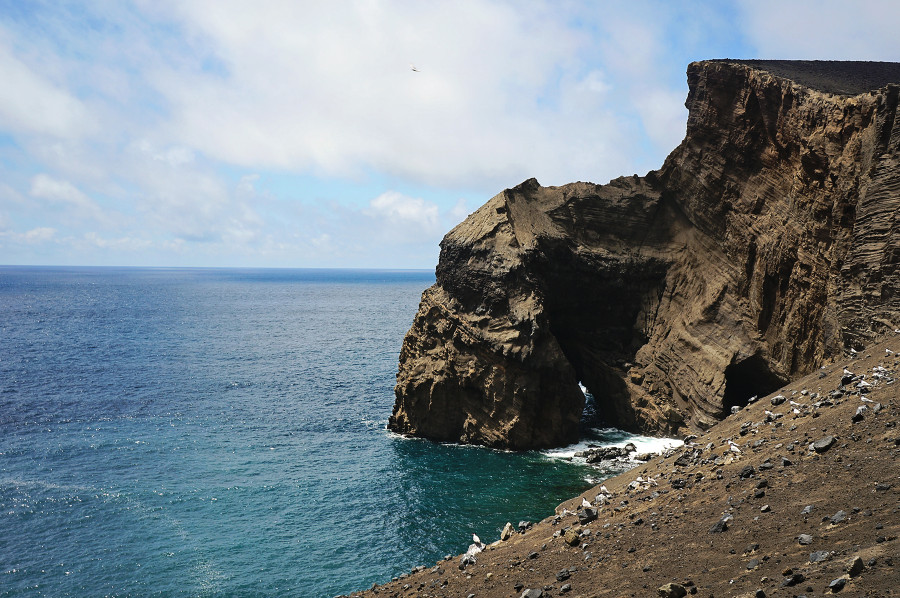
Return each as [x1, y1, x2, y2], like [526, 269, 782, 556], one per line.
[410, 63, 420, 72]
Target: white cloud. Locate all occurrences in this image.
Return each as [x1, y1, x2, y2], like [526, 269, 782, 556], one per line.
[139, 0, 654, 187]
[368, 191, 440, 233]
[634, 89, 689, 154]
[29, 174, 111, 224]
[736, 0, 900, 59]
[1, 226, 58, 244]
[81, 232, 153, 251]
[4, 1, 899, 267]
[0, 32, 95, 139]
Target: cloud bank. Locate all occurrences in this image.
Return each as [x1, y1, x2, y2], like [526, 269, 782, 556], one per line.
[1, 1, 899, 267]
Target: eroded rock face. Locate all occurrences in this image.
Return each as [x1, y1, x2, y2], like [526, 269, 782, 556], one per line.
[389, 60, 900, 449]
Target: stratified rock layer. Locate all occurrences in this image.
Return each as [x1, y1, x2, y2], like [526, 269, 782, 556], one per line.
[389, 60, 900, 449]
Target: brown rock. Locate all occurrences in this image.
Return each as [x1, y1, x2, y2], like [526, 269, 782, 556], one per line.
[658, 582, 687, 598]
[389, 60, 900, 449]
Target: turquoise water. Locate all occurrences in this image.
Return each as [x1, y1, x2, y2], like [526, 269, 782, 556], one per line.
[0, 267, 619, 597]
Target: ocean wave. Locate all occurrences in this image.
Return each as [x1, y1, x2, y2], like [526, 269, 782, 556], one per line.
[541, 427, 682, 461]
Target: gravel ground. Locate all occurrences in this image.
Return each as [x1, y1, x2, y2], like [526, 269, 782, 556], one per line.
[709, 59, 900, 95]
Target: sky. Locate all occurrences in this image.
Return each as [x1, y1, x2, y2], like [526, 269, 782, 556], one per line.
[2, 1, 900, 268]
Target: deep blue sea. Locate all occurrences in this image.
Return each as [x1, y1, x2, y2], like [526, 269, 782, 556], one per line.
[0, 267, 676, 597]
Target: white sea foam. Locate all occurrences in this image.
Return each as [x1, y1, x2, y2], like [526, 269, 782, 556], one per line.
[541, 427, 682, 461]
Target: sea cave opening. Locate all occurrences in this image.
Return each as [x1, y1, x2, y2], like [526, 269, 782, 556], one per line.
[722, 354, 787, 414]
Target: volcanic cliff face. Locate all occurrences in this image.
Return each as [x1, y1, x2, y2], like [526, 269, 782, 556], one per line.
[389, 60, 900, 449]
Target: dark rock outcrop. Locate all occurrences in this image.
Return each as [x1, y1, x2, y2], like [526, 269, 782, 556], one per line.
[389, 60, 900, 449]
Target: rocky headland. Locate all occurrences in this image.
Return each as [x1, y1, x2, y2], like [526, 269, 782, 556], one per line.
[388, 60, 900, 450]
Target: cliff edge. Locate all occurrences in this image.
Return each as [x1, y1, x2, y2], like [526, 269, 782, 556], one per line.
[388, 60, 900, 449]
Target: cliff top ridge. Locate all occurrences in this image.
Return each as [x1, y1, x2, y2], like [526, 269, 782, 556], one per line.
[705, 59, 900, 95]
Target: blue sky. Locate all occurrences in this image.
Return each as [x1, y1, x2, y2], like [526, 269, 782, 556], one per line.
[2, 0, 899, 268]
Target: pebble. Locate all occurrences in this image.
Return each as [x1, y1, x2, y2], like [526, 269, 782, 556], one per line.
[520, 590, 543, 598]
[577, 508, 598, 525]
[709, 514, 732, 533]
[798, 534, 813, 545]
[847, 556, 865, 577]
[830, 510, 847, 524]
[828, 577, 847, 592]
[810, 436, 836, 453]
[809, 550, 830, 563]
[781, 572, 805, 587]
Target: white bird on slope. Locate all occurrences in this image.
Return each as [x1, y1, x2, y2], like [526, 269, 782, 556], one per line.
[581, 497, 592, 508]
[472, 533, 481, 546]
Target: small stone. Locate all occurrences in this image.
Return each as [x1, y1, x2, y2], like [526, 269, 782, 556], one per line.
[746, 558, 760, 570]
[771, 395, 786, 405]
[556, 569, 571, 582]
[847, 556, 864, 577]
[781, 572, 805, 587]
[563, 529, 580, 547]
[801, 505, 814, 515]
[782, 456, 793, 466]
[760, 504, 771, 513]
[830, 510, 847, 524]
[521, 590, 543, 598]
[709, 514, 732, 533]
[560, 584, 571, 594]
[852, 405, 867, 423]
[809, 551, 830, 563]
[577, 508, 598, 525]
[798, 534, 813, 545]
[810, 436, 836, 453]
[755, 591, 767, 598]
[657, 582, 687, 598]
[828, 577, 846, 592]
[739, 465, 755, 478]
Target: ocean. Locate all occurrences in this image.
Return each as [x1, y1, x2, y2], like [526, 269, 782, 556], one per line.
[0, 267, 677, 597]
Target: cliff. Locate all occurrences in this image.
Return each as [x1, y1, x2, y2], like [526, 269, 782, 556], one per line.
[388, 60, 900, 449]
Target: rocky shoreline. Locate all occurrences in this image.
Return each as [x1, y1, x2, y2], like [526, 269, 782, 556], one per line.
[351, 336, 899, 597]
